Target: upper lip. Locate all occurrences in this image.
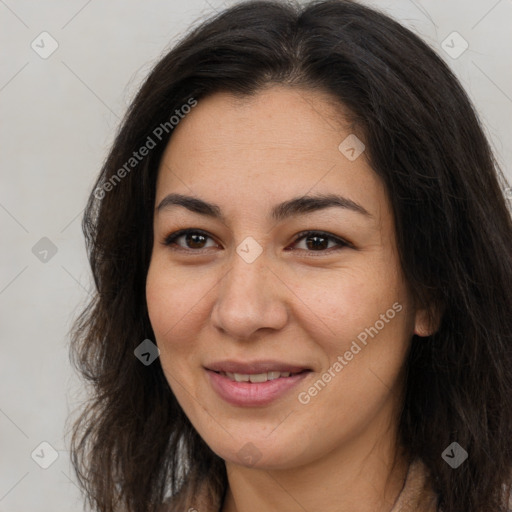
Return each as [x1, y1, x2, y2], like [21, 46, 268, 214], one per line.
[205, 360, 311, 374]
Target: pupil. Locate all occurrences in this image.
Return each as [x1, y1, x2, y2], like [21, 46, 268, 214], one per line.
[306, 235, 327, 250]
[187, 233, 206, 249]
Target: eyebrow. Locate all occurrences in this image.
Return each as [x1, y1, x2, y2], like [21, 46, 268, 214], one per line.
[155, 192, 373, 222]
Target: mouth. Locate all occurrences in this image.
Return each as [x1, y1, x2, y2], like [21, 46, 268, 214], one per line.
[205, 359, 312, 375]
[210, 369, 309, 383]
[204, 364, 313, 407]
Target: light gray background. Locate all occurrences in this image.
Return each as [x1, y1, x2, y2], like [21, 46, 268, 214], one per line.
[1, 0, 511, 511]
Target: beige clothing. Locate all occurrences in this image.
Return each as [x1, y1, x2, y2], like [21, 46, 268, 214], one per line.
[161, 458, 439, 512]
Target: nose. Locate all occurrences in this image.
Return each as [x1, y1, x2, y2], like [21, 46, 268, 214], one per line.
[210, 247, 289, 340]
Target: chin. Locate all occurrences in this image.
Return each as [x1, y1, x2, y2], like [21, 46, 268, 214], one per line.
[208, 433, 310, 470]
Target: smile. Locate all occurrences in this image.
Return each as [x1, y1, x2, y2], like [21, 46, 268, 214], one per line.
[216, 370, 303, 382]
[205, 368, 311, 407]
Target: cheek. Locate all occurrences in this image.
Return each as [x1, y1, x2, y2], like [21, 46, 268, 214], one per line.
[146, 259, 202, 359]
[145, 255, 231, 391]
[296, 261, 410, 403]
[146, 262, 173, 341]
[145, 260, 208, 404]
[292, 261, 402, 342]
[146, 256, 208, 336]
[329, 272, 409, 375]
[306, 296, 410, 418]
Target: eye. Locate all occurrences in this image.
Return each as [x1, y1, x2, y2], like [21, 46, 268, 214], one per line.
[161, 228, 351, 254]
[161, 229, 219, 252]
[290, 230, 352, 253]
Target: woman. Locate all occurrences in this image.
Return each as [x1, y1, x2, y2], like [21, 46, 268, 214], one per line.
[69, 1, 512, 511]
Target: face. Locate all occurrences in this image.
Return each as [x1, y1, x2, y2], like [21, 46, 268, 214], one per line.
[146, 86, 430, 470]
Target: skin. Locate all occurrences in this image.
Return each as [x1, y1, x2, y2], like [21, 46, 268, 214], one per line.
[145, 86, 435, 512]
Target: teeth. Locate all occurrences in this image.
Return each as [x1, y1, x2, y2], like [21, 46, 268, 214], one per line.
[248, 373, 267, 383]
[221, 371, 297, 382]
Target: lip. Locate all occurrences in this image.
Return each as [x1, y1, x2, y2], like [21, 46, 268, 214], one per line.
[205, 368, 312, 407]
[204, 360, 311, 374]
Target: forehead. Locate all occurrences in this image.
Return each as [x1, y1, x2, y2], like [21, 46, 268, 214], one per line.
[161, 86, 353, 164]
[154, 86, 387, 224]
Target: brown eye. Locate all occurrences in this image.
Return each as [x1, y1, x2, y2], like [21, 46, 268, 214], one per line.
[161, 228, 351, 254]
[162, 229, 218, 251]
[291, 230, 351, 252]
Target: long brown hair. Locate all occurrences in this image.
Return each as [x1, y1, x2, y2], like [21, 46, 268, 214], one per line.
[68, 1, 512, 511]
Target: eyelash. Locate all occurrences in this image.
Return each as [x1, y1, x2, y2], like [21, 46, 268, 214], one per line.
[160, 228, 352, 254]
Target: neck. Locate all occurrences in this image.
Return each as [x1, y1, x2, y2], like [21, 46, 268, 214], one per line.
[221, 411, 409, 512]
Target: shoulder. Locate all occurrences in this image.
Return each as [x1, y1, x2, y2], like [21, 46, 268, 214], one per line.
[158, 479, 221, 512]
[506, 482, 512, 511]
[393, 460, 512, 512]
[391, 458, 438, 512]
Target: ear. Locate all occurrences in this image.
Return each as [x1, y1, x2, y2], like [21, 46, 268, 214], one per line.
[414, 302, 443, 337]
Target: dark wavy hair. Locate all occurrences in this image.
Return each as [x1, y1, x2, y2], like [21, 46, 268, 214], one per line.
[68, 0, 512, 511]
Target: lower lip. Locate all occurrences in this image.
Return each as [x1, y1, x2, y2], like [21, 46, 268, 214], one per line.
[205, 369, 311, 407]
